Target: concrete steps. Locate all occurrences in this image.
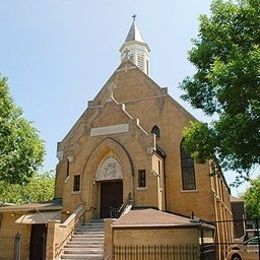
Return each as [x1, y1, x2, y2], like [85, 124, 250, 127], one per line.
[60, 219, 104, 260]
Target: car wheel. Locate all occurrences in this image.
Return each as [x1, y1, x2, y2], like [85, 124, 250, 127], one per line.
[231, 254, 241, 260]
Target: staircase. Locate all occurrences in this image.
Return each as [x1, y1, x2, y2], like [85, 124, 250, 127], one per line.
[60, 219, 104, 260]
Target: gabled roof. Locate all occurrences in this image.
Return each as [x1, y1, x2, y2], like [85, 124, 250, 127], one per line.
[59, 60, 198, 147]
[92, 60, 197, 121]
[89, 97, 150, 138]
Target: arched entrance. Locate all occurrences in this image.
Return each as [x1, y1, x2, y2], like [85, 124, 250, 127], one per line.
[96, 156, 123, 218]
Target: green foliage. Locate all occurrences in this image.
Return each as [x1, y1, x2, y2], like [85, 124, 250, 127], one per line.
[183, 122, 217, 163]
[0, 76, 45, 184]
[180, 0, 260, 180]
[0, 171, 55, 205]
[243, 176, 260, 218]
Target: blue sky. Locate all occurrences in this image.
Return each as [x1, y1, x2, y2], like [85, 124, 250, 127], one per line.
[0, 0, 256, 195]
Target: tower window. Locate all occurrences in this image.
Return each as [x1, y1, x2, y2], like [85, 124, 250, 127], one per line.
[66, 159, 70, 178]
[151, 125, 160, 138]
[138, 169, 146, 188]
[73, 175, 81, 192]
[181, 140, 196, 190]
[146, 60, 149, 75]
[66, 156, 73, 178]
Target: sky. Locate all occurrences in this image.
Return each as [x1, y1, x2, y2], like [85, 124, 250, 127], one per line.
[0, 0, 257, 196]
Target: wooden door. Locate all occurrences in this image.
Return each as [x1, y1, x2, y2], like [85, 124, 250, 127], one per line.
[100, 181, 123, 218]
[30, 224, 47, 260]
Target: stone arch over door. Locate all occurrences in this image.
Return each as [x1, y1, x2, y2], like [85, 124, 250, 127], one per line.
[81, 137, 134, 218]
[97, 156, 123, 218]
[96, 156, 123, 182]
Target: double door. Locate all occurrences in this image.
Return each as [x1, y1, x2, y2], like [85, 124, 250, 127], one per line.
[100, 180, 123, 218]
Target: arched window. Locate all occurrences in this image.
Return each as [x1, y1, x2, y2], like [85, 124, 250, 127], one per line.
[151, 125, 160, 138]
[181, 140, 196, 190]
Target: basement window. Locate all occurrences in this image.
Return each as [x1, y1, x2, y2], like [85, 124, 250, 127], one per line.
[138, 169, 146, 188]
[73, 175, 81, 192]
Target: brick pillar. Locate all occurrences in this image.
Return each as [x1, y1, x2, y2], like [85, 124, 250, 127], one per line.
[46, 221, 58, 260]
[104, 218, 115, 260]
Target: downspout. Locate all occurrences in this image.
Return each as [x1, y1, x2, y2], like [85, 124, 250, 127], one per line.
[0, 213, 2, 232]
[132, 171, 135, 206]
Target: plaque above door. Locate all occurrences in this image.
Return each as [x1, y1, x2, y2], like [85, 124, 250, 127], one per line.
[96, 157, 123, 181]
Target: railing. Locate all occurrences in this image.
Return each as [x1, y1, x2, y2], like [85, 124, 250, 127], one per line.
[200, 243, 216, 260]
[114, 244, 199, 260]
[201, 217, 260, 260]
[53, 205, 91, 259]
[110, 193, 133, 218]
[0, 235, 17, 260]
[55, 207, 84, 257]
[44, 205, 88, 259]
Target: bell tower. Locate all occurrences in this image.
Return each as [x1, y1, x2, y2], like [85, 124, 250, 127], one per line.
[120, 15, 151, 75]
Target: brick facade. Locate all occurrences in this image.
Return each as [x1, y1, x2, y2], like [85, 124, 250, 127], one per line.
[55, 61, 232, 225]
[0, 37, 233, 260]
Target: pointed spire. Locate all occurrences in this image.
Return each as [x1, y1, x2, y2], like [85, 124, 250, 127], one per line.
[124, 15, 145, 43]
[120, 16, 151, 75]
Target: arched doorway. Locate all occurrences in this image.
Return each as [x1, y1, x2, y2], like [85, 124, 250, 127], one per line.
[96, 157, 123, 218]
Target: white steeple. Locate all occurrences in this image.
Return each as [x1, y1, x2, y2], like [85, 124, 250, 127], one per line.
[120, 15, 151, 75]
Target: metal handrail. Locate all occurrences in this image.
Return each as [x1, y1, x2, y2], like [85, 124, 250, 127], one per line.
[117, 193, 133, 218]
[55, 205, 95, 258]
[55, 207, 85, 258]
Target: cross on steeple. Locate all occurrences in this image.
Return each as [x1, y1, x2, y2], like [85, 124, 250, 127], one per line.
[132, 14, 136, 21]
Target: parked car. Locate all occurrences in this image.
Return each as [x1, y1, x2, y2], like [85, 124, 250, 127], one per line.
[226, 236, 259, 260]
[246, 229, 260, 240]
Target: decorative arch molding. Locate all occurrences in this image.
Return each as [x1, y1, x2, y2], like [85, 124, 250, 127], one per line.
[96, 156, 123, 181]
[80, 137, 135, 214]
[82, 137, 135, 180]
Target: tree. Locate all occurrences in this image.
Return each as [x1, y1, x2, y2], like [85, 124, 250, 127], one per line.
[0, 76, 45, 184]
[0, 171, 55, 205]
[180, 0, 260, 182]
[243, 176, 260, 218]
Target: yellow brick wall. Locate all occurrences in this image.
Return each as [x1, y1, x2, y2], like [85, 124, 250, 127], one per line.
[57, 107, 160, 218]
[0, 62, 234, 260]
[0, 212, 31, 260]
[113, 227, 200, 245]
[54, 62, 233, 243]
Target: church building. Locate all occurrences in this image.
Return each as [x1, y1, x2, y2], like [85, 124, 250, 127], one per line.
[0, 17, 233, 260]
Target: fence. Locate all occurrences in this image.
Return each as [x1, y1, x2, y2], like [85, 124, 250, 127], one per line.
[200, 243, 216, 260]
[0, 233, 22, 260]
[114, 244, 200, 260]
[200, 218, 260, 260]
[0, 236, 15, 260]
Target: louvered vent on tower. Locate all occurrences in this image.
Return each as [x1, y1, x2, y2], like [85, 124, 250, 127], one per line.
[137, 54, 144, 71]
